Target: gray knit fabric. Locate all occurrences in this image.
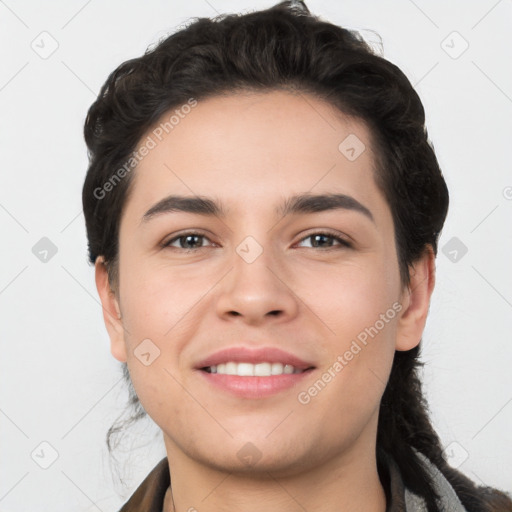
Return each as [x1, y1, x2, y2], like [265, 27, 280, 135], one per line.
[404, 451, 468, 511]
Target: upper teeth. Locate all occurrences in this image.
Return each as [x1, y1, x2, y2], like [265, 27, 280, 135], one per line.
[207, 362, 303, 376]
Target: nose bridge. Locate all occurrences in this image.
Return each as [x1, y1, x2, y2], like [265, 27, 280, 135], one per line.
[214, 230, 298, 323]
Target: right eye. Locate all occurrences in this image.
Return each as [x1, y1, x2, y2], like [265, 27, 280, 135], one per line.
[161, 231, 215, 251]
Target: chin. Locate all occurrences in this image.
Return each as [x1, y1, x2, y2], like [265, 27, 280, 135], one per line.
[188, 436, 316, 477]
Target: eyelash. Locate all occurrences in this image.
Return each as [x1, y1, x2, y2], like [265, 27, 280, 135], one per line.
[161, 230, 352, 252]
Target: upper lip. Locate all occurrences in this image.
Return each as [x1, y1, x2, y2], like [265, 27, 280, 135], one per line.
[195, 346, 315, 370]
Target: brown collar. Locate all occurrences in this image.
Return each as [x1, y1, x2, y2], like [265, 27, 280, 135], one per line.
[118, 457, 170, 512]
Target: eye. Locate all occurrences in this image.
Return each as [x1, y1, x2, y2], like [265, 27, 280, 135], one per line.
[162, 231, 214, 251]
[296, 231, 352, 250]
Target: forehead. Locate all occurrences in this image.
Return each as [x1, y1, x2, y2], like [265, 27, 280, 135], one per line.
[122, 90, 390, 223]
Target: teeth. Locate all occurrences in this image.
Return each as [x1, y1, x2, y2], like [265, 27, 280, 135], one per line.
[207, 362, 304, 376]
[271, 362, 283, 375]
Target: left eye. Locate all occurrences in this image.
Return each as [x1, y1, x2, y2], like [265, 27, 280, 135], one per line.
[296, 232, 351, 249]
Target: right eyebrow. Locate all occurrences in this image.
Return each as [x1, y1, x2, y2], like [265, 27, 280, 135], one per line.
[141, 195, 226, 224]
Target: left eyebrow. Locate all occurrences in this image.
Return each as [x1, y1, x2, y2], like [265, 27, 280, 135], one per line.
[277, 193, 374, 223]
[140, 192, 374, 224]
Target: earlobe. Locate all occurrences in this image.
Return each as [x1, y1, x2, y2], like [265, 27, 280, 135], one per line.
[395, 246, 436, 352]
[94, 256, 127, 363]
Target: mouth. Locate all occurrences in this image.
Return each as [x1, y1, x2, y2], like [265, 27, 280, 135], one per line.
[194, 346, 316, 398]
[195, 346, 316, 374]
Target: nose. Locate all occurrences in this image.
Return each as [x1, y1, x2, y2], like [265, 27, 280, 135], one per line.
[214, 241, 299, 326]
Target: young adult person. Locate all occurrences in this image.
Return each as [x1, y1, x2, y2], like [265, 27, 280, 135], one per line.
[82, 1, 512, 510]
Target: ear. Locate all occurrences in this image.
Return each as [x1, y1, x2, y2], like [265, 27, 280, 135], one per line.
[95, 256, 127, 362]
[395, 245, 436, 351]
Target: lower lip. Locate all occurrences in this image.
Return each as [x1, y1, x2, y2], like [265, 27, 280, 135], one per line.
[197, 369, 315, 399]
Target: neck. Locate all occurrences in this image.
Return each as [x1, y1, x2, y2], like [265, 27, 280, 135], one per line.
[162, 417, 387, 512]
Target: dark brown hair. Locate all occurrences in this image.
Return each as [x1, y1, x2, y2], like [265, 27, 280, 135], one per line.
[82, 2, 512, 510]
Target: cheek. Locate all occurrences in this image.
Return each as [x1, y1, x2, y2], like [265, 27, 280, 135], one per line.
[116, 262, 210, 414]
[118, 261, 203, 343]
[298, 258, 399, 405]
[119, 271, 194, 426]
[302, 257, 399, 343]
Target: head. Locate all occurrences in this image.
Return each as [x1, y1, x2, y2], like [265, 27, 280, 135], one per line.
[83, 0, 457, 508]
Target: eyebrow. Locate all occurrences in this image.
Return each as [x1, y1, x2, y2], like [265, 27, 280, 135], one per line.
[141, 193, 374, 224]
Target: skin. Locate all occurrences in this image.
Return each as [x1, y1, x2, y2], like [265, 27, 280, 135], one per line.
[95, 90, 435, 512]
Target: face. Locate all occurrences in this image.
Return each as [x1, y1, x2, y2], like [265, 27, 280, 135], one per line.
[97, 90, 429, 477]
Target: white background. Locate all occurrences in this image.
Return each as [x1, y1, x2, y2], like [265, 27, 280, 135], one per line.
[0, 1, 511, 510]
